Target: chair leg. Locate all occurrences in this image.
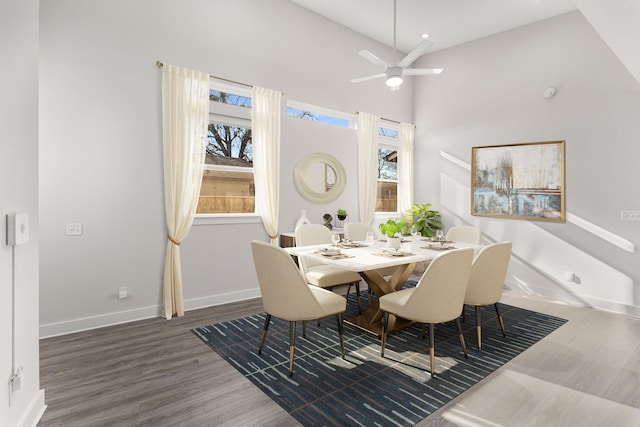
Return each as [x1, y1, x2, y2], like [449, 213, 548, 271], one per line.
[380, 312, 389, 357]
[429, 323, 435, 378]
[455, 317, 468, 359]
[461, 304, 466, 323]
[495, 303, 506, 337]
[475, 305, 482, 351]
[355, 282, 362, 314]
[288, 321, 296, 377]
[302, 320, 307, 338]
[336, 313, 345, 358]
[258, 313, 272, 355]
[421, 323, 426, 339]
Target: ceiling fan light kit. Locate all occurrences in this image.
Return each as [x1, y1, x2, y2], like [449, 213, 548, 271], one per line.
[351, 0, 443, 90]
[385, 67, 403, 87]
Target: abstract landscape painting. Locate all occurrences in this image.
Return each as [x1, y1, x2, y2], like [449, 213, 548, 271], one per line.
[471, 140, 565, 222]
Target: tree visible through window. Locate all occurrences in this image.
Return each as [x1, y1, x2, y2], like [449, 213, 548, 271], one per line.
[197, 90, 255, 214]
[377, 147, 398, 212]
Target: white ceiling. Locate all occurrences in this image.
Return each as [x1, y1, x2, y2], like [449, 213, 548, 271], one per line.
[290, 0, 577, 54]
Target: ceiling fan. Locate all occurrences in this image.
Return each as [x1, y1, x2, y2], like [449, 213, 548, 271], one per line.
[351, 0, 443, 90]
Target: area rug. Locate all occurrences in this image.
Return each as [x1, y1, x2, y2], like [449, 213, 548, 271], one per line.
[192, 286, 567, 426]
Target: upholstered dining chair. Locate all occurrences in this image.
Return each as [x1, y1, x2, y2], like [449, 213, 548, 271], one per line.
[379, 247, 474, 378]
[463, 241, 512, 351]
[250, 240, 346, 376]
[295, 224, 364, 313]
[446, 225, 482, 244]
[343, 222, 374, 241]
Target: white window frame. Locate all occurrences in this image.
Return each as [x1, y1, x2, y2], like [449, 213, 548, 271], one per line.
[194, 81, 261, 225]
[375, 122, 401, 218]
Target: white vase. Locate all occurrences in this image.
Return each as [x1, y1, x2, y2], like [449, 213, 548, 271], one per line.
[295, 210, 311, 230]
[386, 236, 401, 249]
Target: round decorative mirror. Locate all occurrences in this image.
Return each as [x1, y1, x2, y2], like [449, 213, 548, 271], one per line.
[293, 152, 346, 203]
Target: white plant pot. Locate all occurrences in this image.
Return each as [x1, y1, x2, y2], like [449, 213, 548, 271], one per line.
[386, 236, 401, 249]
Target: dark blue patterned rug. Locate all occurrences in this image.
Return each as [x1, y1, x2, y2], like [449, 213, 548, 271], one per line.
[192, 286, 567, 426]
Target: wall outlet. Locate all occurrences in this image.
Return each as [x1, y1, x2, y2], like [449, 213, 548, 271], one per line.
[118, 286, 127, 299]
[620, 211, 640, 221]
[66, 223, 83, 236]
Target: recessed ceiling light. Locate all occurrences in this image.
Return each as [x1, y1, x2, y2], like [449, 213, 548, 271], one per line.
[421, 33, 430, 39]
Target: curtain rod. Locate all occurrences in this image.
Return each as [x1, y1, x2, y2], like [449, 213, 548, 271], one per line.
[155, 60, 253, 89]
[355, 111, 401, 125]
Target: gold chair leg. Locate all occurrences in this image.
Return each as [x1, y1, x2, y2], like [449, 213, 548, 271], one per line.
[495, 303, 506, 337]
[380, 312, 389, 357]
[258, 313, 272, 354]
[336, 313, 345, 358]
[289, 321, 296, 376]
[475, 306, 482, 351]
[429, 323, 435, 378]
[455, 317, 468, 358]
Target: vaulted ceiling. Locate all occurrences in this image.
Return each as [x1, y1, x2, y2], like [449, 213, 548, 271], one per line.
[290, 0, 577, 54]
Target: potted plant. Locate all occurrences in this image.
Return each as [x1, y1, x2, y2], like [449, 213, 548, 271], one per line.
[336, 209, 348, 221]
[406, 203, 441, 238]
[378, 218, 407, 249]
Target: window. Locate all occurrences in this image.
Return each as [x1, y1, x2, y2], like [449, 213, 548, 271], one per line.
[376, 127, 399, 213]
[286, 101, 353, 128]
[197, 86, 255, 215]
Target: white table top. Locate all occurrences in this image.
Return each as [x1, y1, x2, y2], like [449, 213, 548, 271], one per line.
[285, 240, 479, 272]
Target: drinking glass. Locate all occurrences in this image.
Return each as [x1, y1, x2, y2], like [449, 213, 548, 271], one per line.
[331, 234, 341, 247]
[435, 229, 444, 244]
[365, 232, 375, 245]
[410, 226, 420, 241]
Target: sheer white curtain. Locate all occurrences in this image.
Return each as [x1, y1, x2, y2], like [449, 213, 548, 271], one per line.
[397, 122, 415, 215]
[357, 112, 380, 225]
[252, 86, 282, 244]
[161, 64, 209, 319]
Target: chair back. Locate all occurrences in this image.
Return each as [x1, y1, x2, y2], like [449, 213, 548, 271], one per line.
[465, 241, 512, 306]
[250, 240, 324, 320]
[405, 248, 474, 323]
[446, 225, 482, 244]
[295, 224, 333, 273]
[344, 222, 374, 241]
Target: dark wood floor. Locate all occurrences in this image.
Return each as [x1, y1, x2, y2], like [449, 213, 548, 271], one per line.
[38, 298, 300, 427]
[39, 289, 640, 426]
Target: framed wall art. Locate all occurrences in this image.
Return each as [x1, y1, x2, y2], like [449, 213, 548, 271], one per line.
[471, 140, 565, 222]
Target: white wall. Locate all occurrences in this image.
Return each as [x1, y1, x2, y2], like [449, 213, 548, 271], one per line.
[1, 0, 46, 425]
[413, 11, 640, 316]
[38, 0, 413, 335]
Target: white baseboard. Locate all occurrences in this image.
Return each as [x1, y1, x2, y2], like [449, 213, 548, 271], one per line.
[18, 389, 46, 427]
[39, 288, 262, 338]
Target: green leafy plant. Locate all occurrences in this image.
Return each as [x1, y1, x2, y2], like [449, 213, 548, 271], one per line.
[336, 209, 348, 220]
[378, 218, 408, 238]
[406, 203, 441, 237]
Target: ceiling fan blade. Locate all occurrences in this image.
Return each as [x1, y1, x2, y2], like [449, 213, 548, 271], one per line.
[397, 39, 434, 68]
[351, 73, 386, 83]
[403, 68, 444, 76]
[358, 50, 388, 68]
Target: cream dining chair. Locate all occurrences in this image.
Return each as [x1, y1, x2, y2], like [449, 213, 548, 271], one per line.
[250, 240, 346, 376]
[446, 225, 482, 244]
[379, 247, 474, 378]
[463, 241, 512, 351]
[295, 224, 364, 313]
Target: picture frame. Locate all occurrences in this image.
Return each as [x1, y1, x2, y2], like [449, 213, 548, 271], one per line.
[471, 140, 565, 222]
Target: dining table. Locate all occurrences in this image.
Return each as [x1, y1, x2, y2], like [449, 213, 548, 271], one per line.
[285, 238, 480, 337]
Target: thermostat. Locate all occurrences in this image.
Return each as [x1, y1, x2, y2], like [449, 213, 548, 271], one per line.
[7, 213, 29, 246]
